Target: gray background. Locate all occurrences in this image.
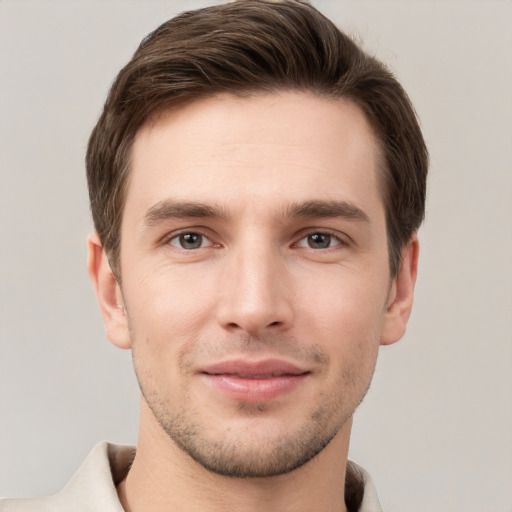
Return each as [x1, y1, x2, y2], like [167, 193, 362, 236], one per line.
[1, 1, 511, 511]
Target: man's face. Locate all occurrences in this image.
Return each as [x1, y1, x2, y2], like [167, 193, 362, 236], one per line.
[111, 92, 406, 477]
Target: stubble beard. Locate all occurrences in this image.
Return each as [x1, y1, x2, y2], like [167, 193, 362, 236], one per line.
[131, 333, 377, 479]
[139, 384, 345, 478]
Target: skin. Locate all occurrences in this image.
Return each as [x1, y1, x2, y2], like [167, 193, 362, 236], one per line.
[88, 92, 418, 512]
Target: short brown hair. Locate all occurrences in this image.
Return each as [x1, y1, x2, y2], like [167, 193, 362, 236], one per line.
[86, 0, 428, 278]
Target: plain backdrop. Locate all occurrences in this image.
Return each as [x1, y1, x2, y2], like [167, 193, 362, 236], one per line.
[0, 1, 511, 511]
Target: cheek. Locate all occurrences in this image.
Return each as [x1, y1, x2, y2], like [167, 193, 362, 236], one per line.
[293, 268, 387, 391]
[123, 265, 222, 402]
[124, 263, 218, 341]
[297, 269, 388, 339]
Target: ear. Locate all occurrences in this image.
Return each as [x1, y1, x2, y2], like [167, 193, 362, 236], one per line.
[380, 234, 419, 346]
[87, 232, 131, 349]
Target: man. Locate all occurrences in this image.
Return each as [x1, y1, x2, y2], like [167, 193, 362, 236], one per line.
[1, 1, 427, 511]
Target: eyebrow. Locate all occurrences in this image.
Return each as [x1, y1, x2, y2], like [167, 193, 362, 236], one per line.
[143, 198, 370, 227]
[284, 200, 370, 223]
[144, 200, 229, 226]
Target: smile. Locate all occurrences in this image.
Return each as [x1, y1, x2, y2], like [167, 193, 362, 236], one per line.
[200, 359, 310, 402]
[225, 373, 292, 379]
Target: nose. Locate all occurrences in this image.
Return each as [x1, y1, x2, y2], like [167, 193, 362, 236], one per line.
[216, 241, 294, 336]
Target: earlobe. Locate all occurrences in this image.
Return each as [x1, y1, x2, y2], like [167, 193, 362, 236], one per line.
[87, 233, 132, 350]
[380, 234, 419, 346]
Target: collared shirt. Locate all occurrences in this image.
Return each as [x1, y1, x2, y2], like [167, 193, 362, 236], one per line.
[0, 443, 383, 511]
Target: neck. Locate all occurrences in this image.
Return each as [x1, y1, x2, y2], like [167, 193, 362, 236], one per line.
[118, 401, 352, 512]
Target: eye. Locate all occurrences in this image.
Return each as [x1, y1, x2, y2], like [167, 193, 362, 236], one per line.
[296, 232, 343, 249]
[168, 232, 211, 250]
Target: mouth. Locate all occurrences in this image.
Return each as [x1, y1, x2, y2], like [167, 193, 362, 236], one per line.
[200, 359, 310, 402]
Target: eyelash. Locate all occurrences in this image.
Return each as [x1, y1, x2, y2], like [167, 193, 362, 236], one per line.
[164, 229, 348, 252]
[294, 231, 347, 250]
[166, 231, 216, 250]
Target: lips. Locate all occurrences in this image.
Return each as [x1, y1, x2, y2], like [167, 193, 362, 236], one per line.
[200, 359, 310, 402]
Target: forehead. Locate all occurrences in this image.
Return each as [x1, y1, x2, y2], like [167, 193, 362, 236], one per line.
[125, 92, 384, 222]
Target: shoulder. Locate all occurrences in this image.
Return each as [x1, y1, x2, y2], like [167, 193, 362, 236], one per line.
[0, 443, 134, 512]
[0, 496, 58, 512]
[346, 460, 383, 512]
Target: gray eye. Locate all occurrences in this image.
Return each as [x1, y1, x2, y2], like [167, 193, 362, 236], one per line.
[307, 233, 332, 249]
[172, 233, 205, 250]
